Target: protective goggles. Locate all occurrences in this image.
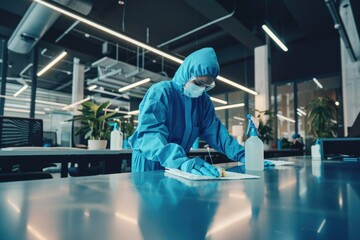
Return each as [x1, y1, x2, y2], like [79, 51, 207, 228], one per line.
[190, 76, 216, 91]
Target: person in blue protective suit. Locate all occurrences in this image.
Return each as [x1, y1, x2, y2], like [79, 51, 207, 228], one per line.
[291, 133, 304, 151]
[128, 47, 245, 177]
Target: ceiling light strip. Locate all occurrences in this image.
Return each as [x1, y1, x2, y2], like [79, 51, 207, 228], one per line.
[118, 78, 151, 92]
[13, 85, 28, 97]
[33, 0, 257, 96]
[4, 107, 45, 115]
[297, 108, 306, 115]
[106, 109, 129, 115]
[37, 51, 67, 76]
[0, 94, 67, 107]
[312, 78, 323, 89]
[215, 103, 245, 111]
[88, 85, 97, 90]
[128, 110, 139, 115]
[233, 116, 245, 121]
[276, 114, 295, 123]
[217, 76, 257, 95]
[62, 96, 91, 110]
[262, 24, 288, 52]
[210, 97, 227, 105]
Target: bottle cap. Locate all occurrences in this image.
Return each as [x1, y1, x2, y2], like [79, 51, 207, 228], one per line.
[246, 114, 258, 137]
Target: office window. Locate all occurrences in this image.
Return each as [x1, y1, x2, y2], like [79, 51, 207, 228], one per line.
[211, 91, 250, 143]
[276, 83, 295, 140]
[297, 76, 342, 142]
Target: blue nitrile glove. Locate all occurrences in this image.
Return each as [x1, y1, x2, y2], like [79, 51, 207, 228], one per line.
[264, 160, 275, 167]
[180, 158, 220, 177]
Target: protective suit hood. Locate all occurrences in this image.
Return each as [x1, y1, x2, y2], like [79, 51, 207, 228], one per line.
[173, 48, 220, 90]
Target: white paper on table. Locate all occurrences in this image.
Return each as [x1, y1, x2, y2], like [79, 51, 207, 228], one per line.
[165, 168, 259, 181]
[265, 160, 295, 166]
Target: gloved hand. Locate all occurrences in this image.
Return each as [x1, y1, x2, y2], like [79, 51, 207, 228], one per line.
[180, 158, 220, 177]
[264, 160, 275, 167]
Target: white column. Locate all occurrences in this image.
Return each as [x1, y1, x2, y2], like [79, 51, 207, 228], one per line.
[71, 57, 85, 147]
[254, 45, 270, 116]
[71, 57, 85, 115]
[339, 2, 360, 136]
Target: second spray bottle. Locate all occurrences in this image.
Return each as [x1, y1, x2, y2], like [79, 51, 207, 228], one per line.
[110, 122, 123, 150]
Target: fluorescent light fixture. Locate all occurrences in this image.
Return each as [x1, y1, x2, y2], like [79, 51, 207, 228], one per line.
[128, 110, 139, 115]
[0, 95, 67, 107]
[123, 115, 132, 119]
[262, 24, 288, 52]
[4, 107, 45, 115]
[62, 96, 91, 110]
[34, 0, 182, 64]
[210, 97, 227, 105]
[13, 84, 28, 97]
[233, 116, 245, 121]
[37, 51, 67, 76]
[277, 114, 295, 123]
[118, 78, 151, 92]
[215, 103, 245, 111]
[33, 0, 257, 96]
[90, 88, 125, 98]
[88, 85, 97, 90]
[106, 109, 129, 114]
[297, 108, 307, 115]
[312, 78, 323, 89]
[217, 76, 257, 95]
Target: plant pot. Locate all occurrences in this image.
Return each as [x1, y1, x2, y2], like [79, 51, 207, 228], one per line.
[88, 140, 107, 150]
[263, 143, 271, 150]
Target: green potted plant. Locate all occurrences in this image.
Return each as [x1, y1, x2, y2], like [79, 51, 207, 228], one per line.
[306, 96, 337, 139]
[69, 100, 116, 150]
[255, 109, 275, 147]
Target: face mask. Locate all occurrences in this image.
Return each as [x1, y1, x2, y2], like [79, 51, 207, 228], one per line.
[184, 81, 205, 98]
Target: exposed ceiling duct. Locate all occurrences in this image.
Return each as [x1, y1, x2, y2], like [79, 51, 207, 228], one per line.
[7, 0, 94, 54]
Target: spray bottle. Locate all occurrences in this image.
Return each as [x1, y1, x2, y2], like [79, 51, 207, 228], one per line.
[245, 114, 264, 171]
[311, 139, 321, 158]
[110, 122, 123, 150]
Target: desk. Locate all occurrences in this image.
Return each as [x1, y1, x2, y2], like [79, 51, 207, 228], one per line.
[0, 148, 228, 178]
[0, 148, 132, 177]
[0, 156, 359, 239]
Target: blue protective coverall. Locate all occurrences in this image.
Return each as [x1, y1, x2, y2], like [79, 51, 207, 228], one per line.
[129, 47, 245, 172]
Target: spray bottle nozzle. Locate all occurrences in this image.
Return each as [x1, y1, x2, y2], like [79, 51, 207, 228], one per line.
[246, 114, 259, 137]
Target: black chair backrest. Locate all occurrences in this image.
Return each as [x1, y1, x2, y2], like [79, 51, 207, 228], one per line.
[0, 116, 43, 148]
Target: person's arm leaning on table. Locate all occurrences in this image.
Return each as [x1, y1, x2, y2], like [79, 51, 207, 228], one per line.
[128, 48, 245, 177]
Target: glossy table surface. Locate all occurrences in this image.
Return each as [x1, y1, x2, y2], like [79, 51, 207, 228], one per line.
[0, 156, 359, 240]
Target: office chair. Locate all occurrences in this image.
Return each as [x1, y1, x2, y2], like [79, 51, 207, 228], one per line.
[0, 116, 52, 173]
